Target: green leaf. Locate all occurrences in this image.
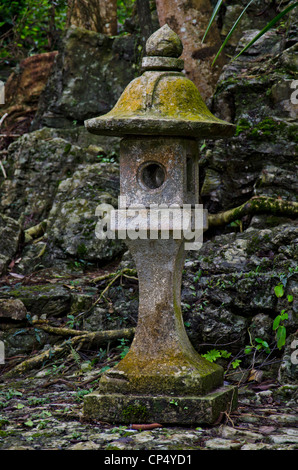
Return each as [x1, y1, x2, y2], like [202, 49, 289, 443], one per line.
[202, 349, 221, 362]
[274, 283, 284, 298]
[231, 359, 242, 369]
[256, 338, 269, 349]
[276, 326, 286, 349]
[280, 310, 288, 321]
[244, 346, 253, 354]
[219, 350, 231, 359]
[202, 0, 224, 43]
[255, 337, 263, 344]
[233, 2, 298, 61]
[273, 315, 281, 331]
[16, 403, 25, 409]
[24, 419, 34, 427]
[212, 0, 255, 65]
[287, 295, 293, 303]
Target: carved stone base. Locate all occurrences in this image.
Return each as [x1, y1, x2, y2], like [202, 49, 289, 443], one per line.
[83, 385, 237, 426]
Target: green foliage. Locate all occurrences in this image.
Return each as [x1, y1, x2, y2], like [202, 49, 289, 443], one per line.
[273, 310, 288, 350]
[245, 337, 270, 355]
[0, 0, 27, 27]
[202, 0, 223, 44]
[202, 348, 242, 370]
[75, 389, 93, 402]
[231, 359, 242, 369]
[274, 283, 284, 298]
[202, 0, 298, 65]
[211, 0, 255, 66]
[271, 270, 294, 349]
[117, 0, 136, 25]
[117, 338, 130, 359]
[0, 0, 67, 61]
[202, 349, 231, 363]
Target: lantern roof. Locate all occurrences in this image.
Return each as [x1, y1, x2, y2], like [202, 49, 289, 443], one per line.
[85, 24, 235, 140]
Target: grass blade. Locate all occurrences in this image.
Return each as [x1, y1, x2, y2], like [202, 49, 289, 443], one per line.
[212, 0, 256, 66]
[233, 2, 298, 61]
[202, 0, 223, 43]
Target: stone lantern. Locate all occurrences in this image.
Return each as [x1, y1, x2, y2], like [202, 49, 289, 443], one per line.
[83, 25, 237, 425]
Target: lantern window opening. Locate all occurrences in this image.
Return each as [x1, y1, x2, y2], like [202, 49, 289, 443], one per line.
[138, 161, 167, 191]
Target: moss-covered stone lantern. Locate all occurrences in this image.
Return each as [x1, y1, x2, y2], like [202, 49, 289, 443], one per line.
[83, 24, 237, 425]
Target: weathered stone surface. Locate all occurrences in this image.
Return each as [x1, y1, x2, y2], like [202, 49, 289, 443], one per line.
[220, 2, 278, 50]
[0, 284, 71, 318]
[0, 129, 84, 226]
[1, 327, 49, 357]
[97, 238, 224, 398]
[84, 385, 237, 425]
[0, 299, 27, 321]
[31, 27, 138, 129]
[84, 26, 236, 424]
[202, 26, 298, 214]
[141, 56, 184, 71]
[278, 332, 298, 384]
[0, 214, 22, 276]
[204, 437, 243, 450]
[43, 161, 124, 266]
[85, 69, 235, 138]
[181, 223, 298, 356]
[145, 24, 183, 57]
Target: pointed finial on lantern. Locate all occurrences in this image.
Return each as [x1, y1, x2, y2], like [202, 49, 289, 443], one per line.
[142, 24, 184, 71]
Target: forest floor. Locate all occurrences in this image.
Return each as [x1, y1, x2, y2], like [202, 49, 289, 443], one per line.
[0, 264, 297, 452]
[0, 361, 297, 451]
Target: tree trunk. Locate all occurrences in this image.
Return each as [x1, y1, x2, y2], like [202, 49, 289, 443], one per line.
[67, 0, 117, 35]
[155, 0, 226, 100]
[136, 0, 154, 45]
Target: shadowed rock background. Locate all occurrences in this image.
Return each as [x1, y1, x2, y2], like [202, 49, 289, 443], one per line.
[0, 0, 297, 386]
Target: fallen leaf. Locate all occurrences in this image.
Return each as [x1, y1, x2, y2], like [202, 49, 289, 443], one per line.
[259, 426, 276, 435]
[248, 369, 263, 383]
[24, 419, 34, 427]
[9, 273, 25, 279]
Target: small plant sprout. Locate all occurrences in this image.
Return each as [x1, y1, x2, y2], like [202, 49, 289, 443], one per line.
[273, 310, 288, 350]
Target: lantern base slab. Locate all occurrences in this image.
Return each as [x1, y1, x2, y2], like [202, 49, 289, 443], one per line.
[83, 385, 237, 426]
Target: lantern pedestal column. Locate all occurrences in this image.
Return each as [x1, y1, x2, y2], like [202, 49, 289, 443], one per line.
[84, 238, 237, 425]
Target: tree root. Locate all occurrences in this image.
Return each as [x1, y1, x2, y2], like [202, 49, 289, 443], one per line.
[208, 196, 298, 228]
[1, 327, 135, 379]
[90, 267, 137, 284]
